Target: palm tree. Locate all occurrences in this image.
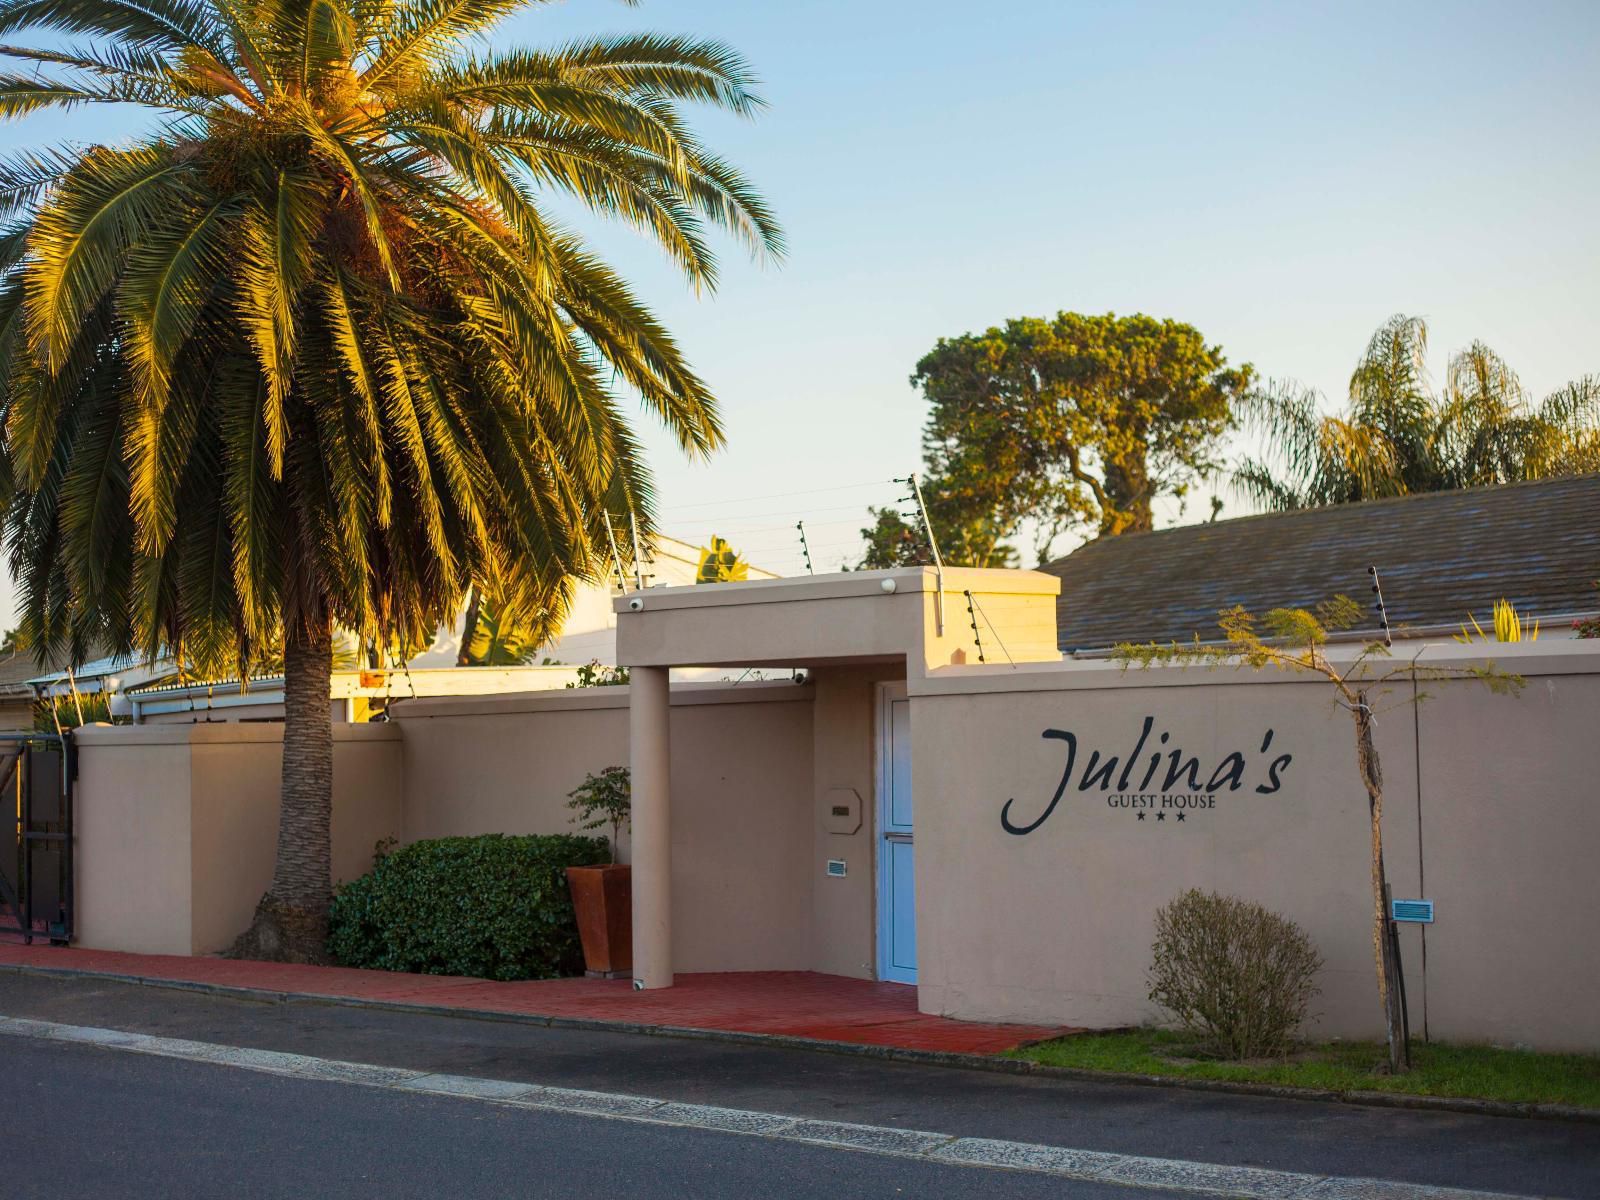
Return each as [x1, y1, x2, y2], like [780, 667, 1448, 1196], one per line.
[1236, 314, 1600, 510]
[458, 580, 568, 665]
[0, 0, 781, 960]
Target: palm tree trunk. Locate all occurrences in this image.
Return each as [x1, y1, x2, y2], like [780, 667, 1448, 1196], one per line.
[457, 585, 482, 666]
[1354, 688, 1409, 1072]
[228, 614, 335, 963]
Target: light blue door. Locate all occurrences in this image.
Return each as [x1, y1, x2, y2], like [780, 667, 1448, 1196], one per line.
[877, 685, 916, 984]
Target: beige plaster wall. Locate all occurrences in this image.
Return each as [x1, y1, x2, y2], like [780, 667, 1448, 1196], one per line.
[74, 723, 403, 955]
[393, 683, 816, 973]
[808, 664, 906, 980]
[908, 641, 1600, 1050]
[74, 733, 195, 956]
[395, 690, 628, 844]
[1412, 666, 1600, 1048]
[66, 600, 1596, 1054]
[188, 733, 286, 955]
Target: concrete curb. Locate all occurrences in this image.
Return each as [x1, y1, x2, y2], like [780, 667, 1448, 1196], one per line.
[3, 960, 1595, 1126]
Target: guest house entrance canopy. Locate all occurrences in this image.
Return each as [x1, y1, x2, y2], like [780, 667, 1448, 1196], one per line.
[612, 567, 1063, 989]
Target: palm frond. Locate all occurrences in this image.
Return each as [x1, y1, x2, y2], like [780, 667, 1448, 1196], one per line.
[498, 34, 764, 116]
[317, 267, 393, 526]
[0, 146, 76, 223]
[22, 143, 184, 368]
[359, 0, 523, 92]
[218, 368, 284, 641]
[119, 193, 236, 407]
[0, 0, 228, 58]
[235, 169, 326, 473]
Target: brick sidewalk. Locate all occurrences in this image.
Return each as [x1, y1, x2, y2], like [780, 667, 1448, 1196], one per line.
[0, 944, 1070, 1055]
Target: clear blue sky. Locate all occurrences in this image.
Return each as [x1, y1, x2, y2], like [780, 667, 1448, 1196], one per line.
[1, 0, 1597, 611]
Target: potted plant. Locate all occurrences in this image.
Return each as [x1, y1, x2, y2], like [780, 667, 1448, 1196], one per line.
[564, 767, 632, 978]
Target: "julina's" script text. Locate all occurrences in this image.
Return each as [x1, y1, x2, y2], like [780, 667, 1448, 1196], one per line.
[1000, 716, 1293, 835]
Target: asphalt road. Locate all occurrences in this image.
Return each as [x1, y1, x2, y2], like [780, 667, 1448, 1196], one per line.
[2, 970, 1597, 1199]
[6, 1035, 1144, 1200]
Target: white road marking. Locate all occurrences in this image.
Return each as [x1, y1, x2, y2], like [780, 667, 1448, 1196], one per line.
[0, 1016, 1541, 1200]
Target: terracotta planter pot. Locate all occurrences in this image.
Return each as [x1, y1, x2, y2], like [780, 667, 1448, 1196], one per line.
[566, 863, 632, 978]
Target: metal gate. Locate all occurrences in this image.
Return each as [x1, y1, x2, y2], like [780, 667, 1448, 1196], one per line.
[0, 732, 73, 945]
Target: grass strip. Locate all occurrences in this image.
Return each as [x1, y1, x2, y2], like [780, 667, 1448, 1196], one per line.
[1007, 1029, 1600, 1108]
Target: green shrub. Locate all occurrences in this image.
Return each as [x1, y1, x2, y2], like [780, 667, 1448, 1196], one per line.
[329, 833, 608, 980]
[1148, 888, 1323, 1060]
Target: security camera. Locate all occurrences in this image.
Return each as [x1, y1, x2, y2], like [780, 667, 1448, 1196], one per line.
[627, 597, 644, 612]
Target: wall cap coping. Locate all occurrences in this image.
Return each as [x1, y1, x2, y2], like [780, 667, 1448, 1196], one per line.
[72, 721, 403, 746]
[911, 638, 1600, 697]
[610, 566, 1059, 616]
[392, 679, 814, 720]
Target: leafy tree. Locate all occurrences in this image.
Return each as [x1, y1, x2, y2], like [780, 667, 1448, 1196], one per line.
[1117, 599, 1523, 1073]
[854, 502, 1016, 570]
[856, 506, 923, 569]
[1237, 315, 1600, 509]
[564, 659, 628, 688]
[905, 312, 1253, 560]
[0, 0, 780, 959]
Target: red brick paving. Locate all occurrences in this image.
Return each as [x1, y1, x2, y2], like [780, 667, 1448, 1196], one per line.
[0, 944, 1069, 1055]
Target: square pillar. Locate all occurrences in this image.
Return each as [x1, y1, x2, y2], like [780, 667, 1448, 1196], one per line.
[629, 665, 672, 989]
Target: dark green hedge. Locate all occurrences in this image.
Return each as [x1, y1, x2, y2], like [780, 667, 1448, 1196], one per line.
[328, 834, 608, 981]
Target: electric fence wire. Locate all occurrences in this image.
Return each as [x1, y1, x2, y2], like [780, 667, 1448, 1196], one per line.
[653, 479, 900, 516]
[652, 477, 907, 576]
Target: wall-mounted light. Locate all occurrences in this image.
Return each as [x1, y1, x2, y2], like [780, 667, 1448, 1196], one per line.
[880, 578, 897, 594]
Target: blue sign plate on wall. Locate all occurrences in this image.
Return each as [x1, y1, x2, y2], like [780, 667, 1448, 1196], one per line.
[1391, 899, 1435, 924]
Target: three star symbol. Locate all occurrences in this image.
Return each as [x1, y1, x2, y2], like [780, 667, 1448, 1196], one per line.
[1136, 811, 1186, 822]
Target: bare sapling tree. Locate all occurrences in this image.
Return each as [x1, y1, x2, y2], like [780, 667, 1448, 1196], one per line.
[1116, 598, 1523, 1073]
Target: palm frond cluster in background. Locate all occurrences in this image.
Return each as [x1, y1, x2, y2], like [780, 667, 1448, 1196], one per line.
[1235, 314, 1599, 511]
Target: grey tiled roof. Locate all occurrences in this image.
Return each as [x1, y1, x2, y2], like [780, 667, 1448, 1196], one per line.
[0, 649, 70, 696]
[1042, 475, 1600, 652]
[0, 643, 126, 696]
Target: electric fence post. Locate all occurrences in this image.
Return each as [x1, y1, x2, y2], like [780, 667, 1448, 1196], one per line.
[1368, 565, 1393, 647]
[796, 521, 815, 574]
[602, 513, 629, 594]
[628, 511, 648, 591]
[903, 472, 946, 635]
[963, 590, 986, 663]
